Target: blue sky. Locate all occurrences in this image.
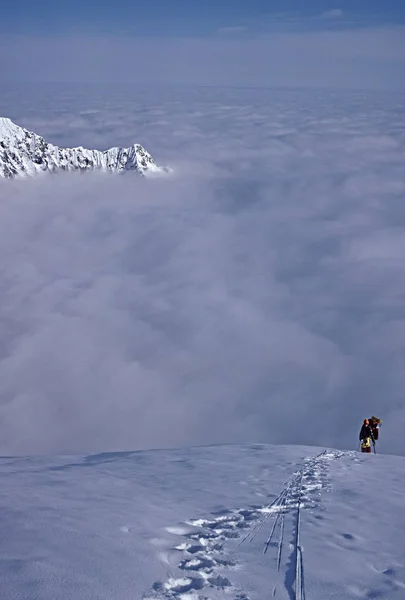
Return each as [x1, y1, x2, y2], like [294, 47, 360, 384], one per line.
[2, 0, 405, 36]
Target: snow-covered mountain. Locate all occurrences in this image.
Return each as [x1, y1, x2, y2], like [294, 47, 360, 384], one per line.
[1, 444, 404, 600]
[0, 117, 166, 178]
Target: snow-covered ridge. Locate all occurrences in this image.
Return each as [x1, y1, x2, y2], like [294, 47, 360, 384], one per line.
[1, 445, 404, 600]
[0, 117, 168, 178]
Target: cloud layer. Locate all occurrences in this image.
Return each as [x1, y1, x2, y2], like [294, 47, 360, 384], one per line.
[0, 85, 405, 456]
[1, 26, 405, 89]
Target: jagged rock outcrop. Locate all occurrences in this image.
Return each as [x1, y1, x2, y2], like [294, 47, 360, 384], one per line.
[0, 117, 166, 179]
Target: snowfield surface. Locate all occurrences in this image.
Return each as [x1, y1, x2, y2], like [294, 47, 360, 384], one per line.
[0, 117, 167, 178]
[1, 444, 404, 600]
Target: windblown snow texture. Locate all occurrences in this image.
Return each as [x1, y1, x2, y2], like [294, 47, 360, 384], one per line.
[0, 117, 165, 178]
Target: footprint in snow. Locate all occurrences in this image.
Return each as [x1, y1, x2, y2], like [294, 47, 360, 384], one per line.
[143, 507, 259, 599]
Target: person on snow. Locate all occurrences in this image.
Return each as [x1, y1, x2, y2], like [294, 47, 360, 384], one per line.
[369, 415, 382, 441]
[359, 419, 375, 453]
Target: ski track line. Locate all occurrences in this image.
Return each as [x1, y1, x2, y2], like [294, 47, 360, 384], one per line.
[143, 450, 345, 600]
[294, 471, 304, 600]
[242, 482, 291, 547]
[272, 450, 344, 600]
[270, 500, 286, 598]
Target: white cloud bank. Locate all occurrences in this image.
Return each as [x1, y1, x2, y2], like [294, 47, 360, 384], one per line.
[0, 85, 404, 456]
[1, 26, 405, 89]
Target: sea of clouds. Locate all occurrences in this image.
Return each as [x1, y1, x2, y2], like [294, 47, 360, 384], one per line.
[0, 84, 404, 456]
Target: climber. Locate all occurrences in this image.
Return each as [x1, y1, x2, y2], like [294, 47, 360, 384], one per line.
[359, 419, 375, 453]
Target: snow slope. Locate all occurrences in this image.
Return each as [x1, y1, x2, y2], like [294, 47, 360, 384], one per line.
[0, 117, 167, 178]
[1, 444, 404, 600]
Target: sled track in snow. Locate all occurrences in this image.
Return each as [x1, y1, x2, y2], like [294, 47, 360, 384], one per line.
[143, 450, 344, 600]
